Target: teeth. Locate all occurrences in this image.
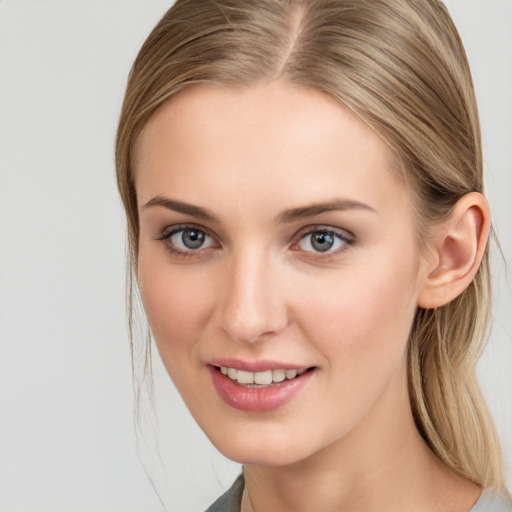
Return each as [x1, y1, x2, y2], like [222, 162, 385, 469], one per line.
[254, 370, 272, 385]
[272, 369, 286, 383]
[237, 370, 254, 385]
[220, 366, 308, 385]
[285, 369, 297, 379]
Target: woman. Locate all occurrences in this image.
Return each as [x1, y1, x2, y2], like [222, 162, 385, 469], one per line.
[115, 0, 511, 510]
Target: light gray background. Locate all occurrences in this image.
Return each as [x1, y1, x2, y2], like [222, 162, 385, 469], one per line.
[0, 1, 510, 511]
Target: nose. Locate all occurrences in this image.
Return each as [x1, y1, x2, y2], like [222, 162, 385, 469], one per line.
[217, 249, 288, 345]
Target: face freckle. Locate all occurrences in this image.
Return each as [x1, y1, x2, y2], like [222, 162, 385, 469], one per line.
[135, 80, 428, 467]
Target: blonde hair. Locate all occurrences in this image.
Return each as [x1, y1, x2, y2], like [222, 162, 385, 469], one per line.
[116, 0, 505, 488]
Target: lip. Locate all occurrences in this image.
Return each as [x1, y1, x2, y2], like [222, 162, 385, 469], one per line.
[209, 358, 308, 372]
[208, 362, 314, 413]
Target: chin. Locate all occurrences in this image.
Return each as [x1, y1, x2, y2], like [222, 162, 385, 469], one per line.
[219, 442, 309, 467]
[199, 420, 327, 467]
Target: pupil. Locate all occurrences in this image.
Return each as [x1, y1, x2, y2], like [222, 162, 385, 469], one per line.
[182, 229, 205, 249]
[312, 232, 334, 252]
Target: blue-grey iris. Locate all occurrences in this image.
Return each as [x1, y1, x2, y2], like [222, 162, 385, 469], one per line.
[182, 229, 205, 249]
[311, 232, 334, 252]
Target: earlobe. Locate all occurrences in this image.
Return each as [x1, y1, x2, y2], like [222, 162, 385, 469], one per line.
[417, 192, 490, 309]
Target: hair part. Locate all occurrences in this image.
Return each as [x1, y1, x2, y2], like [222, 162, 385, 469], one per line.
[116, 0, 504, 488]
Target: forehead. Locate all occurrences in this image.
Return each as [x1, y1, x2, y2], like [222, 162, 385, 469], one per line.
[135, 81, 409, 219]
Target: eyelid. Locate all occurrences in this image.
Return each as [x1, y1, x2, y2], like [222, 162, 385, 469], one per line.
[292, 224, 355, 244]
[156, 222, 215, 241]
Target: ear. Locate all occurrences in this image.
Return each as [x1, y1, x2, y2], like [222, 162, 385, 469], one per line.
[417, 192, 490, 309]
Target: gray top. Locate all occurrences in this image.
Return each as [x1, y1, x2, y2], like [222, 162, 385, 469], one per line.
[205, 474, 244, 512]
[205, 474, 512, 512]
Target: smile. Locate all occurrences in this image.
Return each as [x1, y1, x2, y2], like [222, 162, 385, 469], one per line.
[209, 364, 315, 412]
[218, 366, 307, 387]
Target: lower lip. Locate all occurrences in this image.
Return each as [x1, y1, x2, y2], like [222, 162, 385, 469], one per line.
[209, 366, 313, 412]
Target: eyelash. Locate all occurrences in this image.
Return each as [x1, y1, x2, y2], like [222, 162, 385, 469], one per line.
[155, 223, 356, 260]
[156, 223, 217, 259]
[291, 225, 355, 261]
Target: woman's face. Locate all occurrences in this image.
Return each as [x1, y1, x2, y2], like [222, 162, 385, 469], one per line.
[135, 81, 430, 466]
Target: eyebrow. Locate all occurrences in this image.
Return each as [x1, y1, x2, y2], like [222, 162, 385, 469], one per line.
[141, 196, 220, 223]
[275, 199, 377, 223]
[141, 196, 376, 224]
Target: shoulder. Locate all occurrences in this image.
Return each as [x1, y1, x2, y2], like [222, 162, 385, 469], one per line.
[204, 474, 245, 512]
[469, 489, 512, 512]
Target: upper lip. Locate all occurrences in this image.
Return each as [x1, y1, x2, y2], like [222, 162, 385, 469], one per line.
[207, 358, 311, 372]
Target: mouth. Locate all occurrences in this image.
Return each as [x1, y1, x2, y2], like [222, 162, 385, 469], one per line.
[214, 365, 312, 388]
[208, 363, 315, 412]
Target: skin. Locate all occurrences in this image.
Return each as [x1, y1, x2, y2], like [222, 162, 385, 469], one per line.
[135, 81, 482, 511]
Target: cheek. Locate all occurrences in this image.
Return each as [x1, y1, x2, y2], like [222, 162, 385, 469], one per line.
[285, 254, 420, 442]
[137, 254, 215, 365]
[294, 252, 419, 370]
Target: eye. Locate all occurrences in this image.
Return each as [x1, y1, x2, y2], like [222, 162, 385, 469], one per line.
[158, 225, 216, 253]
[296, 228, 352, 254]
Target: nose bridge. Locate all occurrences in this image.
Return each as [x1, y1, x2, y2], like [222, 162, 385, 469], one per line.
[218, 245, 286, 344]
